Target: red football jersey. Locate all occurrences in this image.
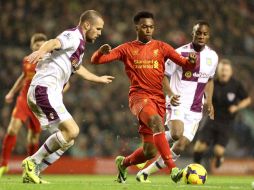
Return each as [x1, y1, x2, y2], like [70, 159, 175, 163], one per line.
[19, 57, 36, 97]
[92, 40, 191, 98]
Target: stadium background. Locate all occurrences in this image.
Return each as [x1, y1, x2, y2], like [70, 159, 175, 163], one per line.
[0, 0, 254, 174]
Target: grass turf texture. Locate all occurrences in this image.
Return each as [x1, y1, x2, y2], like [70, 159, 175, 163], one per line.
[1, 175, 253, 190]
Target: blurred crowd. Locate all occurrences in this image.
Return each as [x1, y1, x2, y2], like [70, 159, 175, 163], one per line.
[0, 0, 254, 158]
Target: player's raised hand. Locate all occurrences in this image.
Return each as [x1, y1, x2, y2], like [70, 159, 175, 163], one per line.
[27, 50, 47, 64]
[99, 75, 115, 84]
[188, 52, 197, 65]
[99, 44, 112, 54]
[170, 95, 181, 106]
[5, 92, 14, 103]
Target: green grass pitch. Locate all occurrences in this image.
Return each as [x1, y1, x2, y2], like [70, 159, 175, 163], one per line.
[1, 175, 253, 190]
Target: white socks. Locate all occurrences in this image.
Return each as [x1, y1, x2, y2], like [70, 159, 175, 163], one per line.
[165, 131, 176, 144]
[142, 150, 180, 175]
[31, 131, 68, 164]
[39, 140, 74, 172]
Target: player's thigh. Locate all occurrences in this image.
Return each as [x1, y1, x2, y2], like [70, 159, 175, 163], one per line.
[182, 118, 201, 143]
[195, 120, 214, 147]
[28, 85, 72, 128]
[27, 128, 40, 144]
[7, 117, 23, 135]
[214, 124, 230, 149]
[130, 97, 163, 125]
[167, 106, 184, 139]
[139, 103, 164, 132]
[27, 110, 41, 134]
[193, 140, 208, 152]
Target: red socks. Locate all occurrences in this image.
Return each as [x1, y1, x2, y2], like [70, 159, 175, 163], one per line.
[0, 134, 17, 166]
[153, 132, 176, 171]
[122, 147, 147, 168]
[27, 143, 39, 156]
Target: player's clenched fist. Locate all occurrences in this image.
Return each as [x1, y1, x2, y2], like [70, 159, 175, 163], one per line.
[99, 44, 112, 54]
[188, 52, 197, 64]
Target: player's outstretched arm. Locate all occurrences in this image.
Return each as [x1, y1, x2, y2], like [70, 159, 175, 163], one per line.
[163, 43, 196, 68]
[76, 65, 114, 84]
[5, 72, 25, 103]
[27, 39, 61, 64]
[163, 76, 180, 106]
[91, 44, 123, 64]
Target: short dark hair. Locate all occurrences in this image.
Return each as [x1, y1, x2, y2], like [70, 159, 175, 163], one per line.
[79, 10, 103, 24]
[133, 11, 154, 24]
[30, 33, 47, 45]
[194, 20, 210, 28]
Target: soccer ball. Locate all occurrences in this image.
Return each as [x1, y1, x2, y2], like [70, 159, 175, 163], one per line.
[182, 163, 207, 185]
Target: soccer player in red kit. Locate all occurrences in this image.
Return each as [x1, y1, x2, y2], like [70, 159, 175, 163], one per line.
[0, 33, 47, 177]
[91, 11, 196, 183]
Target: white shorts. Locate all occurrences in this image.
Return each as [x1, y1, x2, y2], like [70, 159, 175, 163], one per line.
[27, 85, 72, 132]
[165, 106, 202, 142]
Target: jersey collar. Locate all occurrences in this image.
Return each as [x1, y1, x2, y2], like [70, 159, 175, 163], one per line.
[77, 26, 85, 41]
[135, 39, 153, 45]
[190, 42, 207, 52]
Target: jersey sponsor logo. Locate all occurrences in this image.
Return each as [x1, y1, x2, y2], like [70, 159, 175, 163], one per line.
[183, 71, 210, 80]
[133, 59, 159, 69]
[192, 72, 210, 78]
[227, 92, 235, 101]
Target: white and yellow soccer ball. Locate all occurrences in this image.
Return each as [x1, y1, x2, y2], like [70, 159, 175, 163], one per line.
[182, 163, 207, 185]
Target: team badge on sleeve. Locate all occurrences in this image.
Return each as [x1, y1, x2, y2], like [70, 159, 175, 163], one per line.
[206, 58, 212, 66]
[63, 33, 71, 40]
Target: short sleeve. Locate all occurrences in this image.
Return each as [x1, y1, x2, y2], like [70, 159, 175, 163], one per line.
[57, 31, 77, 50]
[236, 81, 248, 100]
[209, 52, 219, 79]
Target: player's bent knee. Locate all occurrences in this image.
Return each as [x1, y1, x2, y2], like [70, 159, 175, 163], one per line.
[30, 134, 40, 144]
[7, 124, 21, 135]
[68, 127, 79, 140]
[174, 144, 186, 153]
[7, 118, 22, 135]
[148, 115, 164, 133]
[170, 120, 184, 141]
[194, 141, 208, 152]
[59, 120, 80, 141]
[171, 133, 182, 141]
[214, 145, 225, 157]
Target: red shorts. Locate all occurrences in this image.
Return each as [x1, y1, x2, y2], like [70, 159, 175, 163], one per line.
[129, 94, 166, 143]
[12, 95, 41, 133]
